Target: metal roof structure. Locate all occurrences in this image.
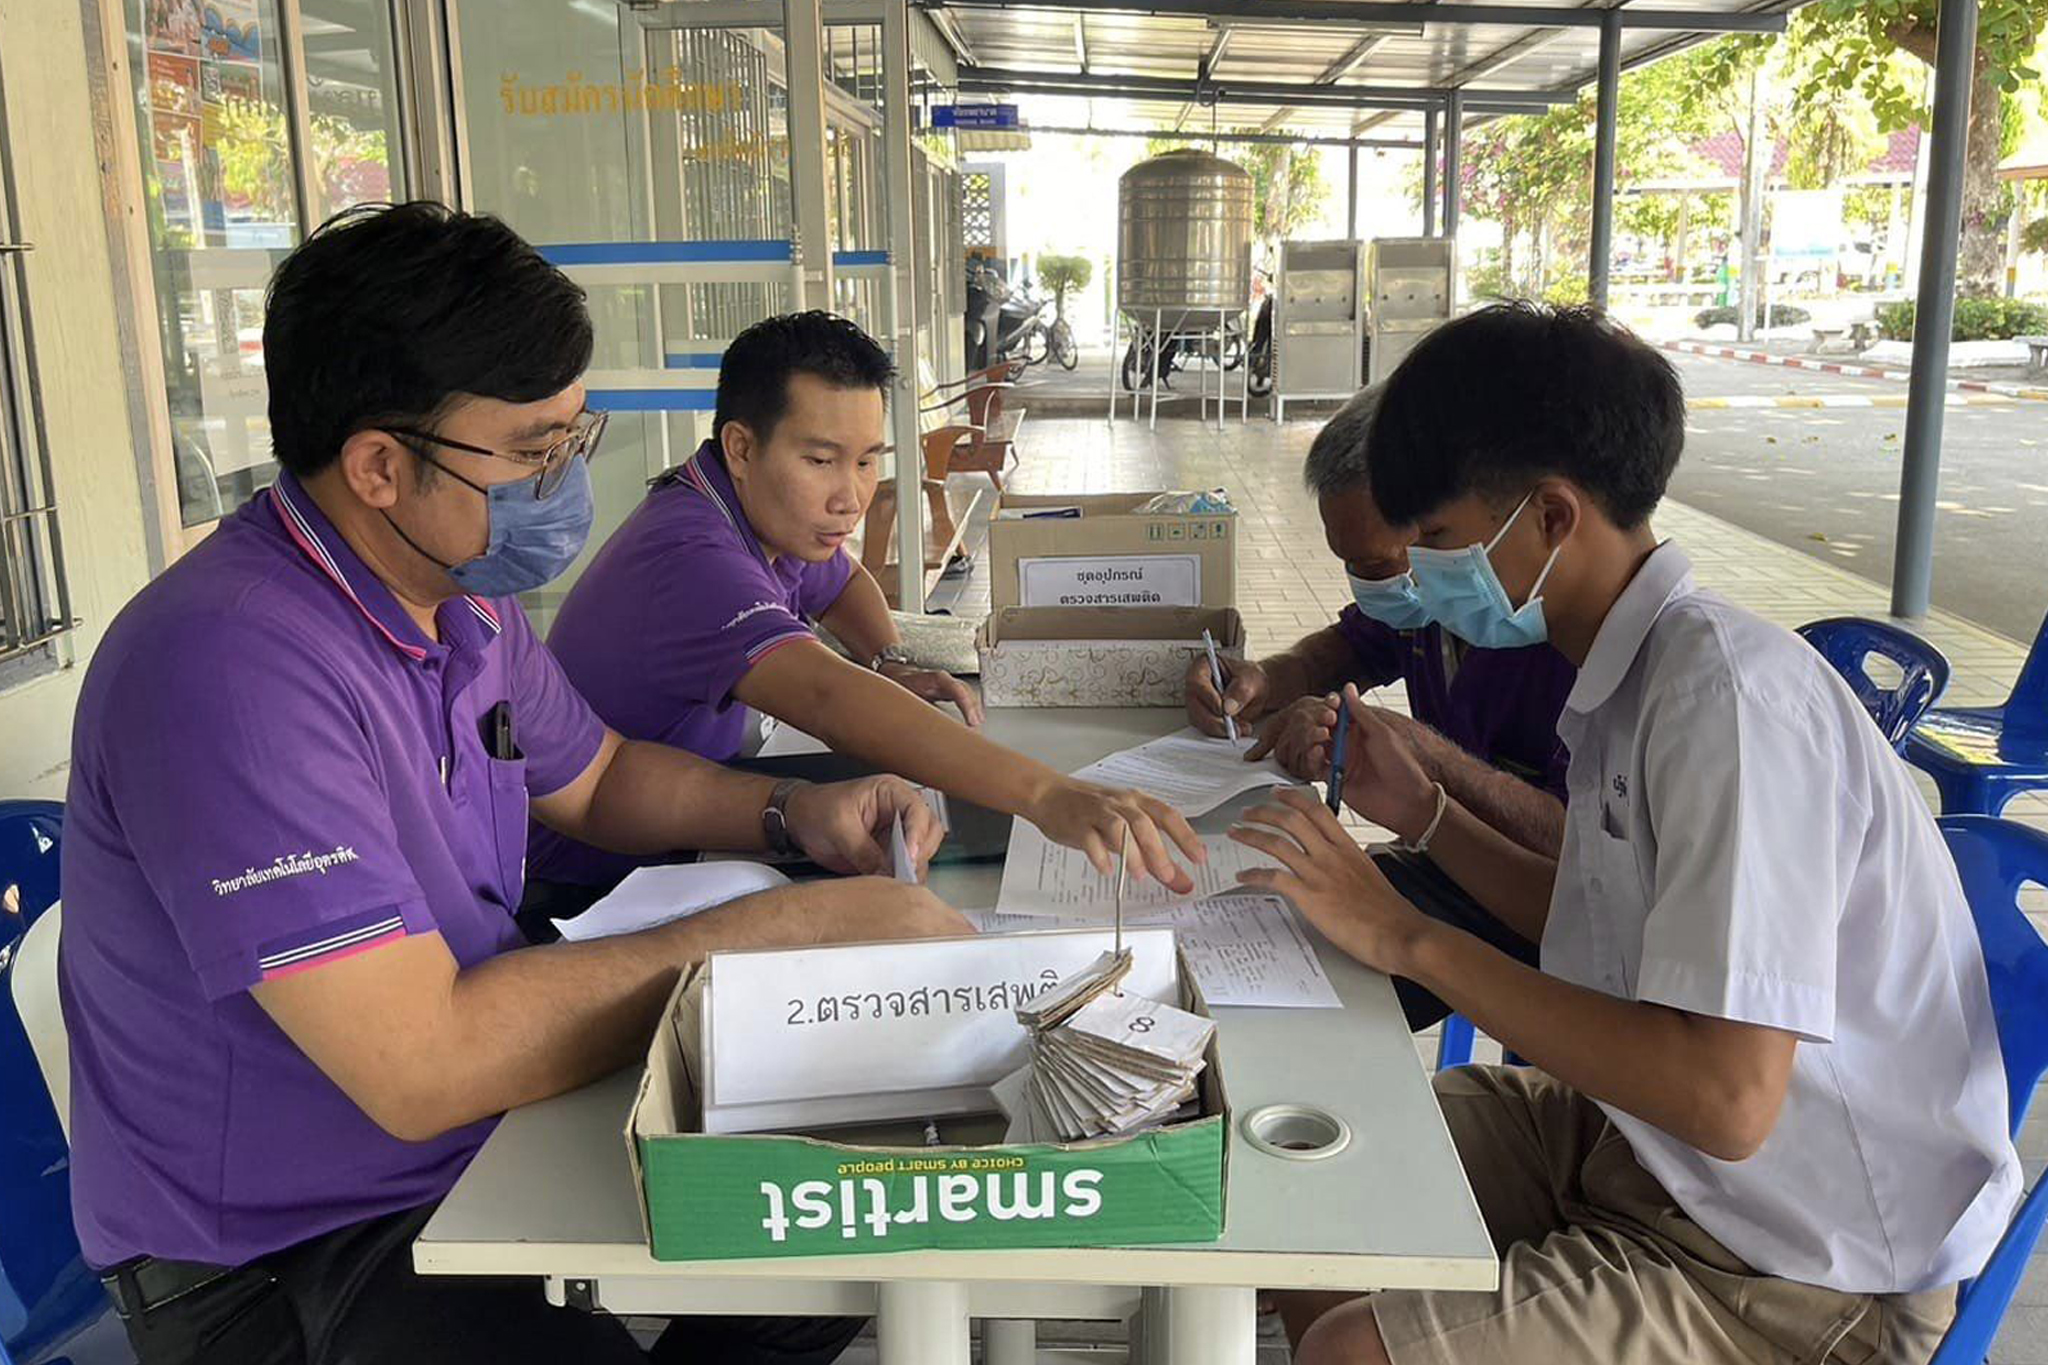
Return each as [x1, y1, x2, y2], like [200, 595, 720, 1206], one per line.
[918, 0, 1804, 138]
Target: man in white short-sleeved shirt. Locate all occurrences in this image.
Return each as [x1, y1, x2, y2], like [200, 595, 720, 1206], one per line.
[1229, 302, 2020, 1365]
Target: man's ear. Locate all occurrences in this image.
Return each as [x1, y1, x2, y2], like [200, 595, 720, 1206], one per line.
[336, 430, 409, 511]
[1534, 479, 1582, 548]
[720, 420, 756, 472]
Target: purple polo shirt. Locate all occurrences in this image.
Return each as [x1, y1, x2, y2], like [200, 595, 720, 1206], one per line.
[60, 473, 605, 1268]
[532, 440, 856, 886]
[1334, 606, 1574, 799]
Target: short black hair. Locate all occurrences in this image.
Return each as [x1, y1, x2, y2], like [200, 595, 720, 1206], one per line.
[1367, 302, 1684, 529]
[263, 202, 592, 477]
[714, 311, 895, 441]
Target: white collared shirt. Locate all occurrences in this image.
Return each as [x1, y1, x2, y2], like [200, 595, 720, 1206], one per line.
[1546, 541, 2019, 1293]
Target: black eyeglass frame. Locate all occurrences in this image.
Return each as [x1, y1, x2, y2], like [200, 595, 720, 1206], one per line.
[385, 408, 609, 501]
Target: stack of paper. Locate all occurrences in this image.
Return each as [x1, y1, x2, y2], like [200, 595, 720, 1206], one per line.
[1069, 727, 1293, 815]
[999, 952, 1216, 1142]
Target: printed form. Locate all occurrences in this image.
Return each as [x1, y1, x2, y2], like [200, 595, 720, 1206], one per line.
[1070, 726, 1294, 815]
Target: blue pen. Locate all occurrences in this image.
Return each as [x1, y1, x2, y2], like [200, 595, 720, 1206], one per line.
[1326, 699, 1352, 814]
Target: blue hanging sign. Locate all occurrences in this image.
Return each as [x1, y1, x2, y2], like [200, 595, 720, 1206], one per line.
[933, 104, 1020, 131]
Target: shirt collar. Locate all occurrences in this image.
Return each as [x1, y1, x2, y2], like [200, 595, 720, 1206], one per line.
[673, 439, 775, 571]
[1564, 540, 1695, 715]
[267, 473, 503, 664]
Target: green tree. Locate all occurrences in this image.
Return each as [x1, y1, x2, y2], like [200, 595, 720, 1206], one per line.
[1037, 253, 1093, 320]
[1794, 0, 2048, 293]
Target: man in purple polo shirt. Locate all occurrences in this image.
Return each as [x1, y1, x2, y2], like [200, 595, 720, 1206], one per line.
[534, 311, 1204, 902]
[1184, 384, 1575, 1029]
[60, 204, 963, 1365]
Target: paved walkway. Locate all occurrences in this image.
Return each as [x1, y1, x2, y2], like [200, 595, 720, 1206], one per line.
[915, 414, 2046, 1362]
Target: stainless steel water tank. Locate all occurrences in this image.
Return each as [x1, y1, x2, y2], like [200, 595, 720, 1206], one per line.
[1117, 149, 1254, 325]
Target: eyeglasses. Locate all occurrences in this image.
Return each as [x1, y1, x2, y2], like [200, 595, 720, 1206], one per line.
[386, 408, 609, 501]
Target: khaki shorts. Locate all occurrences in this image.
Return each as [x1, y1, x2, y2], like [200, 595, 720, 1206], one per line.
[1370, 1066, 1956, 1365]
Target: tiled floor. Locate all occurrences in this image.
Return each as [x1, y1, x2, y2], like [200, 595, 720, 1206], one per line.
[910, 414, 2048, 1363]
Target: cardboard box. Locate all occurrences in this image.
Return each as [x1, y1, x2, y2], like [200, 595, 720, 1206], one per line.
[988, 493, 1238, 612]
[625, 945, 1229, 1262]
[976, 606, 1244, 708]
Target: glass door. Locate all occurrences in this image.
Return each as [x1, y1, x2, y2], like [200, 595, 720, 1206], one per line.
[123, 0, 411, 529]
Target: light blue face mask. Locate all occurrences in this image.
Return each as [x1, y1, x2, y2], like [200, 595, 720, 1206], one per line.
[1406, 491, 1563, 650]
[1347, 570, 1433, 631]
[387, 452, 596, 598]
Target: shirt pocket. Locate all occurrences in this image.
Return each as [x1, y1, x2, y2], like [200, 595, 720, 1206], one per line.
[485, 756, 531, 904]
[1578, 827, 1643, 996]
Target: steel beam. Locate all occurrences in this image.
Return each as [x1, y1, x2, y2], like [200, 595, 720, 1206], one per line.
[782, 0, 836, 308]
[1891, 0, 1977, 619]
[958, 66, 1572, 108]
[1442, 88, 1463, 236]
[919, 0, 1787, 33]
[1588, 8, 1621, 309]
[1036, 123, 1418, 148]
[1422, 105, 1438, 236]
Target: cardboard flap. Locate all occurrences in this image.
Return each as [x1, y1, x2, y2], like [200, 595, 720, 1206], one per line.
[981, 606, 1244, 648]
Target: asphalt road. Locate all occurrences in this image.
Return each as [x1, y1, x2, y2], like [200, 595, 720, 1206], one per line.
[1666, 351, 2048, 643]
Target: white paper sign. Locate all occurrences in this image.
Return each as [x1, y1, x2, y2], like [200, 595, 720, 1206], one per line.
[705, 927, 1179, 1111]
[1017, 554, 1201, 608]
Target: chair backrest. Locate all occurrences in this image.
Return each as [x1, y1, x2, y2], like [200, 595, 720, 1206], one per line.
[1797, 617, 1951, 750]
[12, 903, 68, 1140]
[2004, 611, 2048, 728]
[1938, 817, 2048, 1137]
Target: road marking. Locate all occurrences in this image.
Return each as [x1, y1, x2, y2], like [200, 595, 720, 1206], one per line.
[1689, 394, 2012, 410]
[1662, 339, 2048, 403]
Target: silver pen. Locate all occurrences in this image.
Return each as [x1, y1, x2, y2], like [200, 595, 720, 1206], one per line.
[1202, 628, 1238, 742]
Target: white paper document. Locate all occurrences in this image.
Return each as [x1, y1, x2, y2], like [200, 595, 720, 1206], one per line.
[701, 927, 1180, 1133]
[1070, 726, 1294, 816]
[996, 821, 1278, 919]
[890, 810, 917, 883]
[553, 861, 792, 942]
[972, 893, 1341, 1009]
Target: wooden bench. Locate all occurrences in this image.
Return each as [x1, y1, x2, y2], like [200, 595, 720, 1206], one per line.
[861, 361, 1027, 595]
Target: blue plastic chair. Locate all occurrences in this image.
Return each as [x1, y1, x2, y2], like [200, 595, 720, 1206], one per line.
[1907, 613, 2048, 815]
[1928, 816, 2048, 1362]
[1797, 617, 1952, 751]
[1434, 1014, 1476, 1070]
[0, 801, 124, 1365]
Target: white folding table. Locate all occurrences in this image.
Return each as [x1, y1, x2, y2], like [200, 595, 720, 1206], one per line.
[414, 707, 1497, 1364]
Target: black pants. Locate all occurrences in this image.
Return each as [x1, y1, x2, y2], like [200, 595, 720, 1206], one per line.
[1371, 848, 1540, 1032]
[113, 1203, 863, 1365]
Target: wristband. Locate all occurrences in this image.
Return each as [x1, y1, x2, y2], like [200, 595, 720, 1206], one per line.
[1399, 782, 1449, 856]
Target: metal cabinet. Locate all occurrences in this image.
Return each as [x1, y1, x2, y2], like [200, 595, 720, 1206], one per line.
[1367, 237, 1456, 385]
[1273, 239, 1364, 421]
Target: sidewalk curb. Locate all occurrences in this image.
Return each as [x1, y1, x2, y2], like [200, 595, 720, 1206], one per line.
[1689, 393, 2014, 409]
[1660, 338, 2048, 403]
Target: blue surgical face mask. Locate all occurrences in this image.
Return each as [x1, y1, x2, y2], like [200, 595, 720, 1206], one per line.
[1406, 492, 1563, 650]
[1347, 570, 1433, 630]
[387, 452, 595, 598]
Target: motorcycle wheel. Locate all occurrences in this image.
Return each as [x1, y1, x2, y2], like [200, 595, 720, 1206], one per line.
[1051, 320, 1078, 371]
[1120, 341, 1149, 392]
[1221, 333, 1245, 372]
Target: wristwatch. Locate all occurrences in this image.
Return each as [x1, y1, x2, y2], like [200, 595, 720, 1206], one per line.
[869, 644, 913, 672]
[761, 778, 808, 856]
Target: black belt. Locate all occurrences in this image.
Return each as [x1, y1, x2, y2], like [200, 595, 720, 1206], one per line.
[101, 1256, 236, 1318]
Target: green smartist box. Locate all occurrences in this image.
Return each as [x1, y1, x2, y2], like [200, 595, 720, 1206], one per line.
[624, 952, 1230, 1261]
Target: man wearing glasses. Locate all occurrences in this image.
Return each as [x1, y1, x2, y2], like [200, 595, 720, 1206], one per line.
[59, 203, 963, 1364]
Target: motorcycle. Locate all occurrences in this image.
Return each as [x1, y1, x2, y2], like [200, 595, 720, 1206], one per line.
[969, 262, 1076, 370]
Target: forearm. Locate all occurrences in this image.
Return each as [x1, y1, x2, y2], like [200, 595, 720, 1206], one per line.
[769, 663, 1062, 818]
[579, 739, 777, 855]
[271, 890, 833, 1141]
[1402, 798, 1556, 943]
[818, 565, 898, 664]
[1260, 626, 1365, 706]
[1395, 922, 1787, 1160]
[1404, 722, 1566, 857]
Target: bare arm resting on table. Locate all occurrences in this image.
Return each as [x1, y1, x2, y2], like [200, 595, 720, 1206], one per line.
[255, 733, 969, 1142]
[1230, 786, 1797, 1162]
[817, 562, 985, 725]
